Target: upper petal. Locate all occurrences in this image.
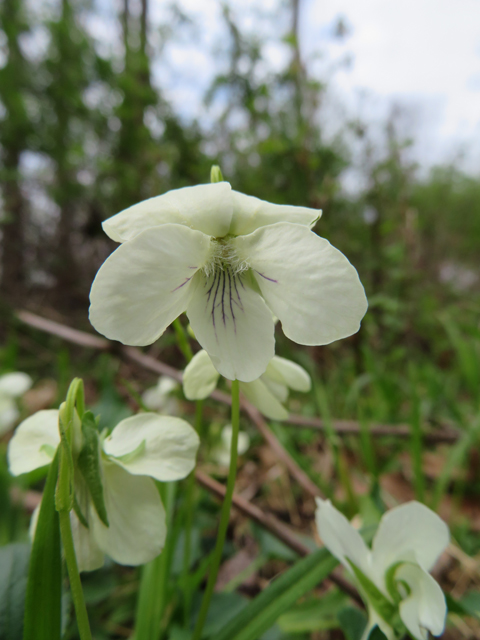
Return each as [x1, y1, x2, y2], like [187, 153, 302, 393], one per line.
[233, 222, 368, 346]
[239, 379, 289, 420]
[103, 413, 199, 481]
[371, 502, 450, 573]
[396, 563, 446, 639]
[182, 350, 220, 400]
[264, 356, 311, 392]
[186, 271, 275, 382]
[229, 191, 320, 237]
[315, 498, 370, 575]
[0, 372, 32, 398]
[91, 460, 166, 566]
[103, 182, 233, 242]
[89, 223, 211, 346]
[8, 409, 60, 475]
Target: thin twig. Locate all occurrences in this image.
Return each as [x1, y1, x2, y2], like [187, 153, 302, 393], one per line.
[15, 310, 461, 444]
[243, 404, 323, 498]
[195, 469, 363, 607]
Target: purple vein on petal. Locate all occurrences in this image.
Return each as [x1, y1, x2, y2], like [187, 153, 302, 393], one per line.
[255, 270, 278, 284]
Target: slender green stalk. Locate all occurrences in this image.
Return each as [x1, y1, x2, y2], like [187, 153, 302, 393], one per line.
[135, 482, 177, 640]
[58, 509, 92, 640]
[173, 318, 193, 362]
[192, 380, 240, 640]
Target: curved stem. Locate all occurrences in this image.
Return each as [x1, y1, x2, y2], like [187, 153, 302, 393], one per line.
[192, 380, 240, 640]
[58, 509, 92, 640]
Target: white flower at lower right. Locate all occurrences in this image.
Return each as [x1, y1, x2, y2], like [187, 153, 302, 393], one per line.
[315, 499, 450, 640]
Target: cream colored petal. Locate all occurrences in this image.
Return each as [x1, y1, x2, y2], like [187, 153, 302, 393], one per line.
[240, 379, 288, 420]
[264, 356, 311, 392]
[70, 512, 105, 573]
[142, 376, 179, 412]
[396, 564, 446, 639]
[186, 271, 275, 382]
[91, 460, 166, 566]
[234, 222, 368, 346]
[89, 224, 211, 346]
[372, 502, 450, 573]
[8, 410, 60, 475]
[315, 498, 370, 575]
[103, 182, 233, 242]
[229, 191, 320, 236]
[103, 413, 199, 481]
[0, 372, 32, 397]
[182, 350, 220, 400]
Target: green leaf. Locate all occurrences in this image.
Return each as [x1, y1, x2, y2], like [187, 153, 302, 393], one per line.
[212, 549, 338, 640]
[277, 590, 348, 632]
[0, 543, 30, 640]
[337, 606, 368, 640]
[77, 411, 109, 527]
[23, 452, 62, 640]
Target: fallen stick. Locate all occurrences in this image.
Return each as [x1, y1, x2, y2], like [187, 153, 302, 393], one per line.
[16, 310, 461, 444]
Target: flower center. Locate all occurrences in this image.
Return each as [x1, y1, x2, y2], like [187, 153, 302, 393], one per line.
[202, 237, 249, 279]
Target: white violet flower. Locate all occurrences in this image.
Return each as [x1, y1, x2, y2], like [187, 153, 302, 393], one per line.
[183, 349, 311, 420]
[8, 408, 199, 572]
[89, 183, 368, 382]
[315, 499, 449, 640]
[0, 372, 32, 436]
[142, 376, 180, 415]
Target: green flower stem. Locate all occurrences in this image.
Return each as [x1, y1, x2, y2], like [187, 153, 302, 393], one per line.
[58, 508, 92, 640]
[192, 380, 240, 640]
[182, 400, 203, 625]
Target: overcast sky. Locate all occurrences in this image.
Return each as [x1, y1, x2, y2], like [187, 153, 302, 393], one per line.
[143, 0, 480, 173]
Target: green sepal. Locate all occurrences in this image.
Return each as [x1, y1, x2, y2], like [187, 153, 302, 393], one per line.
[384, 562, 406, 604]
[347, 560, 397, 625]
[23, 451, 62, 640]
[210, 165, 224, 183]
[72, 494, 89, 529]
[55, 403, 75, 513]
[77, 411, 109, 527]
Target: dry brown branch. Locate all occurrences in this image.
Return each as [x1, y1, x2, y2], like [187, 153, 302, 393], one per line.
[195, 469, 363, 606]
[15, 310, 461, 444]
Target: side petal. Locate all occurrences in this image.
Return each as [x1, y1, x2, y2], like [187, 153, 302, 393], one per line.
[89, 224, 211, 346]
[229, 191, 320, 236]
[186, 271, 275, 382]
[103, 413, 199, 481]
[0, 372, 32, 397]
[265, 356, 311, 392]
[103, 182, 233, 242]
[396, 564, 446, 639]
[372, 502, 450, 573]
[8, 410, 60, 475]
[70, 512, 105, 573]
[183, 350, 220, 400]
[240, 379, 288, 420]
[234, 222, 368, 346]
[315, 498, 370, 575]
[91, 460, 166, 566]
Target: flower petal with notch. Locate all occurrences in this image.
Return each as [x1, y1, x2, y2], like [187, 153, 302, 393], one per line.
[8, 409, 199, 571]
[89, 183, 367, 382]
[315, 499, 449, 640]
[183, 349, 311, 420]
